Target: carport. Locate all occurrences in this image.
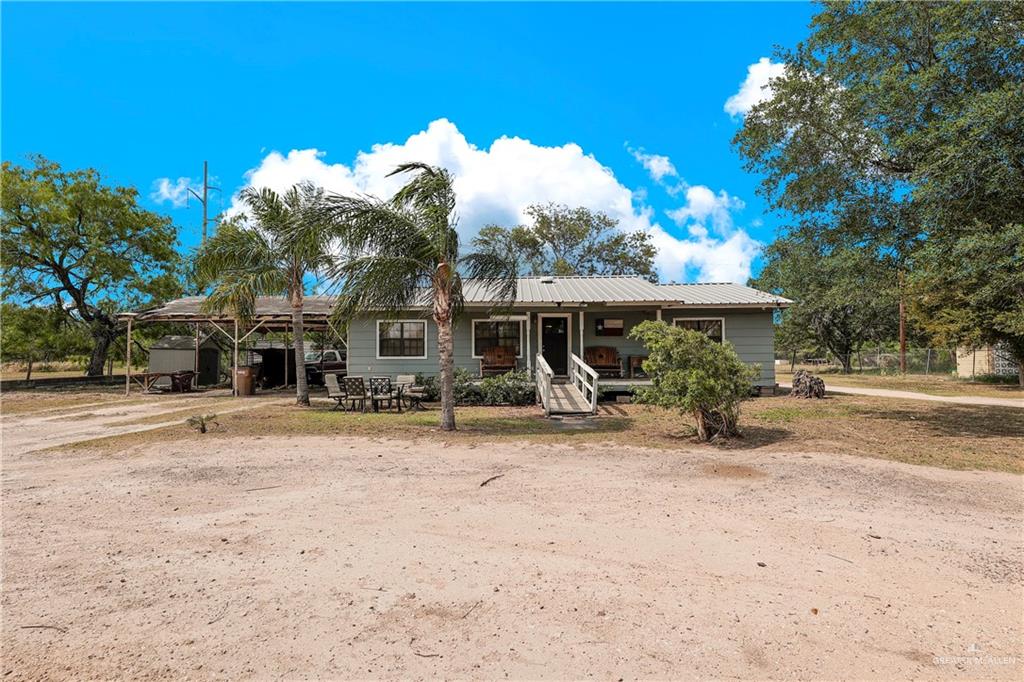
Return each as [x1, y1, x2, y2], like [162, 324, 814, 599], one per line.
[120, 296, 346, 396]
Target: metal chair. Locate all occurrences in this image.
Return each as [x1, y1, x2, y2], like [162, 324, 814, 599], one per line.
[325, 373, 347, 411]
[369, 376, 402, 413]
[396, 374, 426, 411]
[342, 376, 368, 412]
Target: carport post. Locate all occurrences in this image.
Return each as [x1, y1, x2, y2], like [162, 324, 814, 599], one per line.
[284, 322, 290, 388]
[124, 316, 133, 396]
[233, 319, 239, 397]
[194, 323, 200, 389]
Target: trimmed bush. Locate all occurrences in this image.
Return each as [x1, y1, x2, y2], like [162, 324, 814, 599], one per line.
[630, 320, 758, 441]
[414, 368, 535, 406]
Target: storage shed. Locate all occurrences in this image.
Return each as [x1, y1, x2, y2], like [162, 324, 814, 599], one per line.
[148, 335, 223, 386]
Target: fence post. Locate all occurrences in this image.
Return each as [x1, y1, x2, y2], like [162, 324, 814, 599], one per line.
[925, 348, 931, 375]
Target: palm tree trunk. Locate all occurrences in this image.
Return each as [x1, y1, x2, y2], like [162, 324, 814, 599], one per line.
[291, 287, 310, 406]
[436, 315, 456, 431]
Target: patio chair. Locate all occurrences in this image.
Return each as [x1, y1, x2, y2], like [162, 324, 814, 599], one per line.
[325, 373, 347, 411]
[480, 346, 517, 376]
[396, 374, 426, 411]
[369, 376, 402, 413]
[342, 376, 368, 413]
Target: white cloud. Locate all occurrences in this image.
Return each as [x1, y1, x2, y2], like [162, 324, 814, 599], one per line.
[665, 185, 745, 232]
[627, 145, 678, 183]
[724, 57, 786, 117]
[150, 177, 198, 208]
[231, 119, 760, 283]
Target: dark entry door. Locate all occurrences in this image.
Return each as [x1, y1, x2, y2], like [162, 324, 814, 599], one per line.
[541, 317, 569, 375]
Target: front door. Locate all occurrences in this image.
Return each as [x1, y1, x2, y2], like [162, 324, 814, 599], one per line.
[541, 316, 569, 375]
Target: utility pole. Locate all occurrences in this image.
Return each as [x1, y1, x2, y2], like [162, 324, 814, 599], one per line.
[187, 161, 220, 244]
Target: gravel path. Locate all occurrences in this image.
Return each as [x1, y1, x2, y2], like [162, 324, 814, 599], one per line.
[781, 382, 1024, 408]
[2, 431, 1021, 679]
[0, 394, 290, 453]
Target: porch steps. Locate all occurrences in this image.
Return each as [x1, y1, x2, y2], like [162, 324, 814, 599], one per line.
[546, 383, 592, 415]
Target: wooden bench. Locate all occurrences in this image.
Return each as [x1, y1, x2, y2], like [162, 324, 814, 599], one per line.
[480, 346, 517, 376]
[584, 346, 623, 378]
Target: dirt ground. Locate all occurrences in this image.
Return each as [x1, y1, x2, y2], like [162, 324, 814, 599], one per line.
[3, 415, 1022, 679]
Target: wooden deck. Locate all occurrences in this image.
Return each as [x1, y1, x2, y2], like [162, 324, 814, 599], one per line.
[546, 383, 593, 415]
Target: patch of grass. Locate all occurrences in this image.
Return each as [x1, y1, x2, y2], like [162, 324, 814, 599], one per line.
[55, 395, 1024, 474]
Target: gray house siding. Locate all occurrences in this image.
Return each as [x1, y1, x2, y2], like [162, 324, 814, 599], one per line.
[664, 309, 775, 385]
[346, 306, 776, 387]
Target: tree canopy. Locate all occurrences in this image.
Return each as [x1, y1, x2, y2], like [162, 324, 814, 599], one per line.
[751, 237, 899, 373]
[474, 203, 657, 282]
[1, 156, 182, 375]
[735, 1, 1024, 378]
[0, 304, 92, 379]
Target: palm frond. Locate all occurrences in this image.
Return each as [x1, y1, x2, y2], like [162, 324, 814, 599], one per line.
[332, 255, 430, 320]
[460, 245, 520, 313]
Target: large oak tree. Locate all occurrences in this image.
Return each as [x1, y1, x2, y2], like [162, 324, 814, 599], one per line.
[735, 1, 1024, 377]
[1, 156, 181, 375]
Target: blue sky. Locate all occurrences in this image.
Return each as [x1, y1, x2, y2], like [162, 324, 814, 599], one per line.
[2, 1, 815, 283]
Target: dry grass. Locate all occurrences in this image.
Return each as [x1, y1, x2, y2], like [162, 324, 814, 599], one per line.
[0, 387, 133, 415]
[60, 394, 1024, 474]
[778, 368, 1023, 399]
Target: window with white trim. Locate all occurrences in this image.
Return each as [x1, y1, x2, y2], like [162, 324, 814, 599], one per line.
[377, 320, 427, 358]
[472, 320, 523, 358]
[673, 318, 724, 343]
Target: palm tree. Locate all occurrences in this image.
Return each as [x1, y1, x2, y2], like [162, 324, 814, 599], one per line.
[195, 182, 332, 406]
[325, 163, 518, 431]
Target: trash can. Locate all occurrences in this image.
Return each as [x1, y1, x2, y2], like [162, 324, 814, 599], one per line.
[234, 366, 256, 396]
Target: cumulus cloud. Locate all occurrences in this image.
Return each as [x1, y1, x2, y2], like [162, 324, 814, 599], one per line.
[724, 57, 786, 117]
[150, 177, 198, 208]
[230, 119, 760, 283]
[626, 145, 678, 184]
[666, 185, 745, 232]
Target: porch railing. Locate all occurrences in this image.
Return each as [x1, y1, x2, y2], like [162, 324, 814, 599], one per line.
[570, 353, 599, 413]
[535, 353, 554, 417]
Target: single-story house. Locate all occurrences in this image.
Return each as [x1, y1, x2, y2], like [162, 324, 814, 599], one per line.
[126, 276, 791, 407]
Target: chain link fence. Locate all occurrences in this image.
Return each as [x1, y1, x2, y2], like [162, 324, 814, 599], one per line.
[775, 347, 958, 375]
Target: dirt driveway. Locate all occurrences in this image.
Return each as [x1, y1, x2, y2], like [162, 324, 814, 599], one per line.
[2, 427, 1022, 679]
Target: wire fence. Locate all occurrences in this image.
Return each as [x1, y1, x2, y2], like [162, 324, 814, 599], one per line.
[775, 347, 959, 375]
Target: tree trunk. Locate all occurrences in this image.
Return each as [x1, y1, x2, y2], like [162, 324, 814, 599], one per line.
[436, 316, 456, 431]
[898, 296, 907, 374]
[838, 352, 853, 374]
[291, 288, 309, 407]
[25, 357, 33, 381]
[693, 410, 708, 442]
[86, 328, 114, 376]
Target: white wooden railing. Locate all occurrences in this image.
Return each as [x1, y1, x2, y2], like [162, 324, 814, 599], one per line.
[570, 353, 600, 413]
[535, 353, 554, 417]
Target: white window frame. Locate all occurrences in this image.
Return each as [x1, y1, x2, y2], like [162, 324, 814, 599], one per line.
[375, 319, 428, 360]
[672, 317, 726, 343]
[471, 317, 526, 359]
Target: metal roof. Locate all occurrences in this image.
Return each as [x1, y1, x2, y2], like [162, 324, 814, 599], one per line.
[654, 282, 792, 306]
[126, 277, 789, 323]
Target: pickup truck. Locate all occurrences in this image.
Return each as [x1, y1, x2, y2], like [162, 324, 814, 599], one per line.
[304, 349, 346, 385]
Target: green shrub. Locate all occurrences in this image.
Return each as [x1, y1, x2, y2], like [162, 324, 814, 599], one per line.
[414, 368, 535, 406]
[479, 370, 535, 405]
[629, 320, 758, 441]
